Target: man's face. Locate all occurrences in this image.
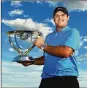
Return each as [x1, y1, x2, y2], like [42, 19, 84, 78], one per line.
[53, 11, 69, 28]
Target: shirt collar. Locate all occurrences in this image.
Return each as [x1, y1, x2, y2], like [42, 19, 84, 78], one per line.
[54, 26, 70, 33]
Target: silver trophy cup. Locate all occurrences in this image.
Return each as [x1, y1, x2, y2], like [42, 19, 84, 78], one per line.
[6, 30, 41, 63]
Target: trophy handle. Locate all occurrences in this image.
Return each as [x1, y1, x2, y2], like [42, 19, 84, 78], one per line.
[14, 33, 22, 50]
[7, 30, 42, 55]
[8, 33, 35, 55]
[8, 35, 22, 54]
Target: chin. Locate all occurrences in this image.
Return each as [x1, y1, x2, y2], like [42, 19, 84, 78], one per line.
[58, 25, 65, 28]
[58, 23, 67, 27]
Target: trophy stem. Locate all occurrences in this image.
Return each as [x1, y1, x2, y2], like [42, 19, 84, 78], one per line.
[24, 45, 35, 55]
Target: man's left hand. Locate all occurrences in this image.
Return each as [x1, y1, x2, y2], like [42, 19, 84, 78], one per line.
[34, 36, 45, 48]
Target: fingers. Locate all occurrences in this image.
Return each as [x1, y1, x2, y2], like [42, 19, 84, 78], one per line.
[37, 36, 40, 38]
[34, 36, 45, 48]
[22, 63, 30, 66]
[17, 61, 32, 67]
[22, 62, 32, 66]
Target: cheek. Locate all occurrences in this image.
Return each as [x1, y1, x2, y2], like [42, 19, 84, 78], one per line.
[65, 19, 69, 23]
[54, 18, 59, 23]
[64, 17, 69, 21]
[63, 17, 68, 22]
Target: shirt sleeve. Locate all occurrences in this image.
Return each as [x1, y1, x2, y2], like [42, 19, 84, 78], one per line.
[64, 29, 80, 50]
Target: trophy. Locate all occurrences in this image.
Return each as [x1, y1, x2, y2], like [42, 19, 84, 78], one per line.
[6, 30, 41, 63]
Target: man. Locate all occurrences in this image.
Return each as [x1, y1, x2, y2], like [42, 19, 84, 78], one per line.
[21, 6, 80, 88]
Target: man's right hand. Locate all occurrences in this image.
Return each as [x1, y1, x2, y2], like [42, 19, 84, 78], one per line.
[17, 57, 34, 67]
[21, 61, 33, 66]
[18, 61, 34, 67]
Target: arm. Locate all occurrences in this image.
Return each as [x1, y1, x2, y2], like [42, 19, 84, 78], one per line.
[43, 45, 73, 58]
[33, 56, 44, 65]
[34, 37, 73, 58]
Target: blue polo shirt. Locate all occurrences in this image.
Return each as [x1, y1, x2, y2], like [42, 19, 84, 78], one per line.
[41, 26, 80, 78]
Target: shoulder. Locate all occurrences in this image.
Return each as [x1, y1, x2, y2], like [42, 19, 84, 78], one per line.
[45, 32, 54, 42]
[71, 28, 79, 32]
[68, 27, 80, 36]
[45, 32, 54, 38]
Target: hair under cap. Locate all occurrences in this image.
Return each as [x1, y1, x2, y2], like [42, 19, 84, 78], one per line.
[53, 6, 69, 17]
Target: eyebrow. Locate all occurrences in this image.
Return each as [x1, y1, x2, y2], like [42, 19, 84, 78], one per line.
[55, 13, 66, 16]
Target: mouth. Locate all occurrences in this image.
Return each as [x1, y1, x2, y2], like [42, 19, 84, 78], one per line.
[58, 21, 63, 23]
[58, 20, 63, 22]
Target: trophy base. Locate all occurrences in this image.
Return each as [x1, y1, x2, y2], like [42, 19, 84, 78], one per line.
[12, 55, 33, 63]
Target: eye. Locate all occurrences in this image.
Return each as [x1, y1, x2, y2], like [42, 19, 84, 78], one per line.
[55, 15, 59, 18]
[61, 14, 65, 17]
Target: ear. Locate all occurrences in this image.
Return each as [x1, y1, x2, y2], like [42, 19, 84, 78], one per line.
[68, 16, 69, 20]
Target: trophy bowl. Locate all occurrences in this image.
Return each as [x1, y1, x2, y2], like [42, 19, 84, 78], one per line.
[6, 30, 41, 63]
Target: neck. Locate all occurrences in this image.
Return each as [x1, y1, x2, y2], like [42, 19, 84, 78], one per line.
[56, 26, 63, 32]
[56, 25, 67, 32]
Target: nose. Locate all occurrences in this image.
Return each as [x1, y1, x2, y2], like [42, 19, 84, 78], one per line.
[58, 16, 62, 20]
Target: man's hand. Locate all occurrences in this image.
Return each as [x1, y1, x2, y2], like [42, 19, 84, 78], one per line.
[21, 61, 33, 66]
[34, 36, 45, 48]
[17, 57, 34, 67]
[17, 61, 34, 67]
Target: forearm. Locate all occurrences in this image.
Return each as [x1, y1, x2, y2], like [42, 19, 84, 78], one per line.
[33, 56, 44, 65]
[43, 45, 73, 58]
